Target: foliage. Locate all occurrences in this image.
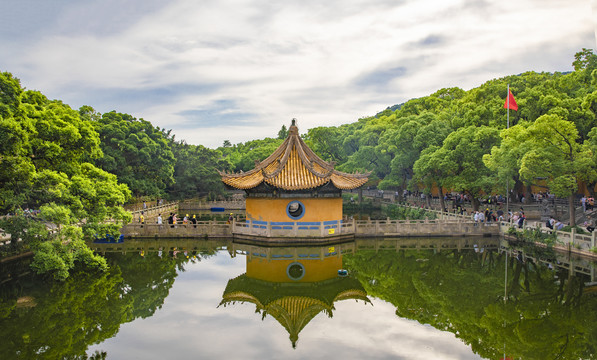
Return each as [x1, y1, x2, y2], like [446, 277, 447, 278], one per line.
[383, 204, 437, 220]
[165, 141, 230, 200]
[91, 111, 175, 198]
[220, 137, 283, 172]
[0, 72, 131, 280]
[30, 228, 108, 281]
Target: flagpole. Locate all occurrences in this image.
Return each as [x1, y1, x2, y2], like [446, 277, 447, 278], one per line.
[507, 84, 510, 128]
[506, 84, 510, 222]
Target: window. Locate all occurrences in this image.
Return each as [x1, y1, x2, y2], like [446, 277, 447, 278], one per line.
[286, 200, 305, 220]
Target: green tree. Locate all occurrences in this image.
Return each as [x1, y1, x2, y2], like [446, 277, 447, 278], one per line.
[92, 111, 175, 199]
[277, 125, 288, 139]
[412, 145, 457, 211]
[518, 115, 594, 226]
[166, 141, 230, 200]
[435, 126, 500, 210]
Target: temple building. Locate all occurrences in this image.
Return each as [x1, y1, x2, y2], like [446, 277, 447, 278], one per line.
[220, 119, 369, 239]
[219, 243, 370, 348]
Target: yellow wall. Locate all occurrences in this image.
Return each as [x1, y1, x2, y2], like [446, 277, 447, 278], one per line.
[246, 256, 342, 283]
[246, 197, 342, 222]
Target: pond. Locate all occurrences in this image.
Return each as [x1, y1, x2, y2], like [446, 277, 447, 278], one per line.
[1, 237, 596, 359]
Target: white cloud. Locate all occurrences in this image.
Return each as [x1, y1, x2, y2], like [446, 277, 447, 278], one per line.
[1, 0, 594, 147]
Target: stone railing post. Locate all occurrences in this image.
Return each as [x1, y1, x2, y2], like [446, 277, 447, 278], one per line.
[267, 221, 272, 237]
[320, 221, 325, 237]
[592, 230, 596, 249]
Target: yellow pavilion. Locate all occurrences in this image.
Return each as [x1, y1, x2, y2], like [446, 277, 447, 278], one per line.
[220, 119, 369, 239]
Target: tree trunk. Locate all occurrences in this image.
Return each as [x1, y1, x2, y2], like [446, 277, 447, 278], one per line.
[524, 184, 533, 204]
[568, 194, 576, 227]
[472, 197, 480, 212]
[426, 193, 432, 208]
[438, 187, 445, 213]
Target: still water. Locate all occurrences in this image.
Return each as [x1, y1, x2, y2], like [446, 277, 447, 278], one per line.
[1, 237, 596, 359]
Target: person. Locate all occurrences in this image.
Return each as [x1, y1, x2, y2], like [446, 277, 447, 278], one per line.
[587, 221, 595, 233]
[167, 212, 173, 224]
[545, 217, 553, 229]
[228, 213, 233, 224]
[157, 213, 163, 225]
[143, 201, 147, 210]
[478, 211, 485, 223]
[191, 214, 197, 224]
[139, 211, 145, 224]
[183, 214, 189, 224]
[581, 195, 587, 212]
[589, 197, 595, 211]
[172, 213, 178, 224]
[517, 214, 525, 229]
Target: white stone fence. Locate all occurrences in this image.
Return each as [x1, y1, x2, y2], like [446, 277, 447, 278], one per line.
[122, 222, 231, 238]
[499, 222, 596, 253]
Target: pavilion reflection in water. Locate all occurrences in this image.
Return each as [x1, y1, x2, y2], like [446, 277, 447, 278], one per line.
[219, 242, 371, 348]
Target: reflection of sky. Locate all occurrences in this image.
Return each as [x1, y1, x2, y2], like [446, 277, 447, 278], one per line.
[88, 250, 481, 359]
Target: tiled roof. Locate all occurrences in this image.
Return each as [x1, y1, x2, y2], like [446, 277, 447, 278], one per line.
[220, 120, 369, 191]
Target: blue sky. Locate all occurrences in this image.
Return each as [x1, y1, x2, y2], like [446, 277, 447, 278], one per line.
[1, 0, 596, 148]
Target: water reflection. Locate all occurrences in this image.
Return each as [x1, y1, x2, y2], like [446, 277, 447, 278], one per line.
[219, 242, 371, 348]
[0, 237, 595, 359]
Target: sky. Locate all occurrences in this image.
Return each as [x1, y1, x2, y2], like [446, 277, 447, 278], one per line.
[1, 0, 596, 149]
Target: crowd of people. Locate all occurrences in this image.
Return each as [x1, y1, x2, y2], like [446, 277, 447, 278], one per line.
[138, 212, 235, 226]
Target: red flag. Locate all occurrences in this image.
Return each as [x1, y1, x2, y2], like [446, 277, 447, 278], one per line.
[504, 90, 518, 111]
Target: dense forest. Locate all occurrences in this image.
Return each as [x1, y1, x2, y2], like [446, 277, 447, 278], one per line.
[0, 49, 596, 279]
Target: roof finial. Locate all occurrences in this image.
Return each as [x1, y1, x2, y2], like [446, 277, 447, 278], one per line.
[291, 118, 296, 127]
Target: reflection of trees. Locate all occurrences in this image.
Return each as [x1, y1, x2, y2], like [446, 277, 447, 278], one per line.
[0, 249, 216, 358]
[107, 252, 179, 319]
[0, 269, 129, 359]
[343, 248, 597, 359]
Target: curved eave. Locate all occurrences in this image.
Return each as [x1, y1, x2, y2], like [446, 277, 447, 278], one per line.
[329, 171, 371, 190]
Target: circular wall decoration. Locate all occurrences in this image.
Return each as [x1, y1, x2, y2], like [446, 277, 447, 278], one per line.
[286, 200, 305, 220]
[286, 262, 305, 281]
